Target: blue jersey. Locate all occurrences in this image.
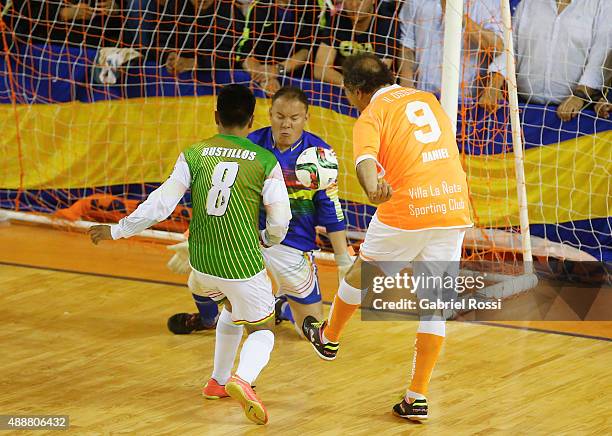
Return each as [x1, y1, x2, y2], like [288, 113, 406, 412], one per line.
[248, 127, 345, 252]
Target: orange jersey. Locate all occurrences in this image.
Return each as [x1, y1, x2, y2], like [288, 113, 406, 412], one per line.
[353, 85, 472, 231]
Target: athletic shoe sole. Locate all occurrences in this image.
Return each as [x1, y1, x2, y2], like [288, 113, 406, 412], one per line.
[392, 409, 429, 421]
[309, 341, 337, 361]
[202, 392, 227, 400]
[225, 382, 268, 425]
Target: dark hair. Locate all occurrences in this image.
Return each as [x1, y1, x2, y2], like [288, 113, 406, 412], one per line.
[342, 53, 395, 94]
[217, 84, 256, 128]
[271, 86, 310, 111]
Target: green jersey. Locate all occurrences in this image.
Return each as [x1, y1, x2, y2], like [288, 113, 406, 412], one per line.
[183, 134, 278, 279]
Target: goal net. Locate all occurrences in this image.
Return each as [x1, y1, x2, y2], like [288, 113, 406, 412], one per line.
[0, 0, 609, 299]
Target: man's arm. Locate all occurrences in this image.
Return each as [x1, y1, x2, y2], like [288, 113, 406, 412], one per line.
[313, 43, 344, 86]
[328, 230, 349, 257]
[478, 71, 505, 112]
[352, 113, 392, 205]
[241, 57, 281, 95]
[261, 163, 292, 246]
[398, 0, 417, 88]
[399, 46, 416, 88]
[59, 2, 94, 21]
[89, 154, 190, 244]
[559, 4, 612, 121]
[464, 16, 503, 54]
[283, 48, 309, 74]
[313, 182, 352, 276]
[557, 84, 602, 122]
[576, 3, 611, 95]
[477, 0, 521, 112]
[355, 159, 392, 205]
[328, 229, 353, 281]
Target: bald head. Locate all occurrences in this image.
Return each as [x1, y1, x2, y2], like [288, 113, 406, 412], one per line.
[342, 53, 395, 94]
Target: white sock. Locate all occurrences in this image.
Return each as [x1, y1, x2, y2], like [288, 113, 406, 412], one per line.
[417, 320, 446, 337]
[211, 308, 243, 385]
[320, 280, 362, 344]
[406, 391, 426, 402]
[336, 279, 362, 305]
[235, 330, 275, 385]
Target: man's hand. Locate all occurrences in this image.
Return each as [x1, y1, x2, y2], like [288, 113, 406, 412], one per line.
[61, 3, 94, 20]
[258, 77, 281, 95]
[93, 0, 114, 15]
[557, 95, 585, 121]
[335, 252, 355, 283]
[478, 85, 503, 113]
[88, 225, 112, 245]
[595, 97, 611, 119]
[368, 179, 393, 205]
[248, 63, 281, 95]
[165, 52, 196, 75]
[167, 241, 191, 274]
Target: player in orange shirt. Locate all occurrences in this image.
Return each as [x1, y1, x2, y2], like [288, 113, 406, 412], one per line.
[303, 53, 472, 421]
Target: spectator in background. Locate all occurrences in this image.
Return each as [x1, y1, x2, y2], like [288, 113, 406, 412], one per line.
[158, 0, 288, 92]
[314, 0, 400, 86]
[122, 0, 160, 49]
[8, 0, 123, 48]
[479, 0, 612, 121]
[399, 0, 503, 97]
[234, 0, 329, 94]
[157, 0, 245, 77]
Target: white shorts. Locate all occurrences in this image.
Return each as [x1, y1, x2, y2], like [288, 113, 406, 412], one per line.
[360, 215, 468, 318]
[261, 244, 321, 304]
[360, 214, 466, 276]
[187, 269, 275, 325]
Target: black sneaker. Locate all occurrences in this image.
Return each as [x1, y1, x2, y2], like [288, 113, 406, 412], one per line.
[167, 312, 216, 335]
[392, 397, 428, 421]
[302, 316, 339, 361]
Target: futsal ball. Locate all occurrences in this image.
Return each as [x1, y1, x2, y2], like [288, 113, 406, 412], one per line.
[295, 147, 339, 190]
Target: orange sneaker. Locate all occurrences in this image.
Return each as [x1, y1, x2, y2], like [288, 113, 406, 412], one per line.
[225, 375, 269, 425]
[202, 378, 229, 400]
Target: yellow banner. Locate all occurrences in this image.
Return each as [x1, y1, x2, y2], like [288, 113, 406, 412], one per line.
[1, 96, 610, 226]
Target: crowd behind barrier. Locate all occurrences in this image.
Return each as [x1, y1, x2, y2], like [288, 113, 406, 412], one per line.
[0, 0, 610, 260]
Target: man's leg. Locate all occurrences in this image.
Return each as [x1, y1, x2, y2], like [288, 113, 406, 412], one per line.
[222, 270, 276, 425]
[233, 320, 275, 387]
[302, 258, 364, 360]
[286, 297, 323, 338]
[394, 229, 465, 421]
[203, 302, 242, 397]
[193, 294, 220, 324]
[393, 319, 445, 421]
[275, 295, 295, 324]
[322, 258, 364, 342]
[408, 320, 446, 400]
[167, 295, 219, 335]
[303, 215, 426, 359]
[201, 299, 243, 399]
[263, 245, 323, 337]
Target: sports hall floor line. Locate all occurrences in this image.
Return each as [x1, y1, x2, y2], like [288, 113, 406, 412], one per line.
[0, 260, 185, 288]
[2, 260, 610, 343]
[469, 320, 612, 342]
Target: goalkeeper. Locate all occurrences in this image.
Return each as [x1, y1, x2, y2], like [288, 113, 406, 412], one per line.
[168, 86, 353, 338]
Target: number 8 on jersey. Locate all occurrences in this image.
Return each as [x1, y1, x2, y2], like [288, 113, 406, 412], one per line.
[207, 162, 240, 216]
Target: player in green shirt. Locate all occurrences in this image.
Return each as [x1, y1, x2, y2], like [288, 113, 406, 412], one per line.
[89, 84, 291, 425]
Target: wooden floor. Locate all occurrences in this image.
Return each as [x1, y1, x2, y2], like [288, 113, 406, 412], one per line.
[1, 223, 611, 435]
